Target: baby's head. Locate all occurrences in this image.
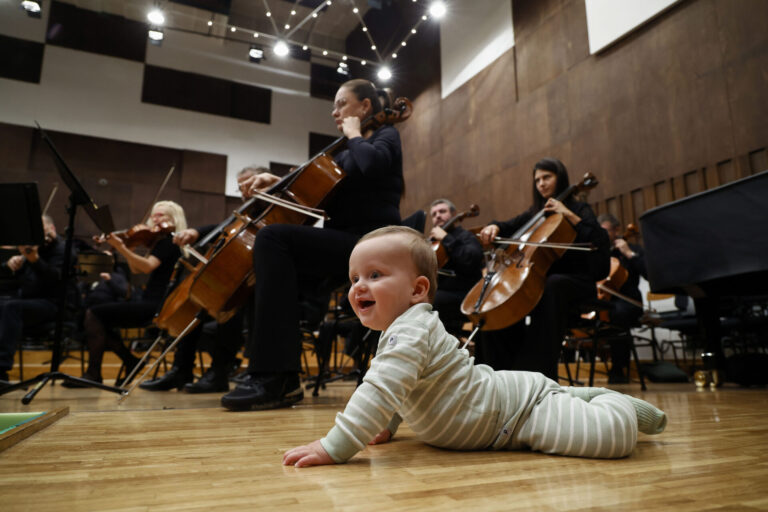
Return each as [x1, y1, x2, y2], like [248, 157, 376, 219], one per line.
[348, 226, 438, 331]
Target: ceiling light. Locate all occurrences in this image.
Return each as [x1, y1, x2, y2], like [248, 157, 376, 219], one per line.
[370, 45, 376, 50]
[392, 53, 398, 58]
[312, 13, 318, 18]
[353, 7, 358, 13]
[284, 24, 290, 29]
[322, 50, 328, 56]
[253, 32, 259, 38]
[249, 45, 264, 63]
[377, 66, 392, 81]
[361, 60, 366, 66]
[21, 0, 42, 18]
[342, 55, 347, 61]
[148, 28, 164, 45]
[266, 11, 271, 17]
[302, 45, 308, 50]
[326, 0, 332, 5]
[147, 9, 165, 25]
[401, 41, 406, 46]
[230, 26, 236, 32]
[337, 62, 349, 76]
[273, 41, 290, 57]
[429, 2, 447, 18]
[290, 9, 296, 15]
[411, 29, 417, 34]
[207, 20, 213, 26]
[362, 27, 367, 32]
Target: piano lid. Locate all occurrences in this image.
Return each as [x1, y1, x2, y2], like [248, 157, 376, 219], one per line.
[639, 169, 768, 296]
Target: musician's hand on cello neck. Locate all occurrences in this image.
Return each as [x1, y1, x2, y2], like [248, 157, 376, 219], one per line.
[238, 172, 280, 199]
[429, 226, 447, 242]
[479, 224, 500, 246]
[543, 198, 582, 226]
[340, 116, 363, 139]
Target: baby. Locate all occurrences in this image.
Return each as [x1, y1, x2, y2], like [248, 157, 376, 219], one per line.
[283, 226, 666, 467]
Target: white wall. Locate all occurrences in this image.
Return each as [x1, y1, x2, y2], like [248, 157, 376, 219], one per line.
[585, 0, 682, 54]
[439, 0, 514, 99]
[0, 1, 338, 197]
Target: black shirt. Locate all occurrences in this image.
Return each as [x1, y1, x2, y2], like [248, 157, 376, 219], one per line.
[614, 242, 647, 302]
[141, 236, 181, 302]
[18, 236, 77, 302]
[492, 200, 610, 282]
[328, 124, 403, 235]
[439, 225, 484, 292]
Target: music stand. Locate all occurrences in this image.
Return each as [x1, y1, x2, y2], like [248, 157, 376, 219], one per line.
[0, 123, 123, 403]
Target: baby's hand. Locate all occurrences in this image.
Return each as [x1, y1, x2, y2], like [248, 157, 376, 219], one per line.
[368, 429, 392, 445]
[283, 440, 335, 468]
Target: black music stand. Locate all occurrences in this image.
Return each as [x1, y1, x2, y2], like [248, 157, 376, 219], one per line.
[0, 123, 123, 403]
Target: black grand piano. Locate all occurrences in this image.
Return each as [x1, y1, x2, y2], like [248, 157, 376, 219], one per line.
[640, 169, 768, 374]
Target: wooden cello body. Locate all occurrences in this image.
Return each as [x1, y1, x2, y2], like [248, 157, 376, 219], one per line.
[460, 173, 598, 331]
[432, 204, 479, 268]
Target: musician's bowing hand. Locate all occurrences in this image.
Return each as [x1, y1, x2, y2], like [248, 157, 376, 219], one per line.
[614, 238, 635, 259]
[173, 228, 199, 247]
[283, 439, 335, 468]
[239, 172, 280, 199]
[368, 429, 392, 445]
[479, 224, 500, 245]
[430, 226, 447, 242]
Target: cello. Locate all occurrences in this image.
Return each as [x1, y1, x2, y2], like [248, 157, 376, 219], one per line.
[596, 223, 639, 302]
[432, 204, 479, 268]
[460, 173, 599, 331]
[153, 98, 413, 335]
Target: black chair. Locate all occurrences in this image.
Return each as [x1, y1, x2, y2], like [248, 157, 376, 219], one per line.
[562, 299, 647, 390]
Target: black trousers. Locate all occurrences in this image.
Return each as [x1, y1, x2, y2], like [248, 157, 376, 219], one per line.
[475, 273, 595, 381]
[247, 224, 360, 374]
[0, 297, 58, 373]
[607, 300, 643, 372]
[173, 308, 246, 375]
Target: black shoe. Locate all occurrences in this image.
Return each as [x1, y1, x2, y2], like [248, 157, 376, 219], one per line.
[220, 372, 303, 411]
[115, 358, 146, 388]
[139, 367, 193, 391]
[61, 374, 103, 388]
[184, 368, 230, 394]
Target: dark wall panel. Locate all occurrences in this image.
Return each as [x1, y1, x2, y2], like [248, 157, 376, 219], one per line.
[142, 65, 271, 123]
[309, 132, 339, 157]
[46, 1, 146, 62]
[0, 35, 44, 84]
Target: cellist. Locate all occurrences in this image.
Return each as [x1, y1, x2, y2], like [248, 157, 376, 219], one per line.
[222, 79, 404, 411]
[429, 199, 483, 334]
[598, 213, 647, 383]
[476, 158, 610, 380]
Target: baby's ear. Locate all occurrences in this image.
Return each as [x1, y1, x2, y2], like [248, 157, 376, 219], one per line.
[411, 275, 430, 304]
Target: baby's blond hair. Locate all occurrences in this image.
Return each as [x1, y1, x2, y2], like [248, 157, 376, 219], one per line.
[357, 225, 438, 302]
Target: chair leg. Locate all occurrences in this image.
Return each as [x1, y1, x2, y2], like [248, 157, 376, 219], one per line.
[630, 337, 647, 391]
[589, 334, 599, 387]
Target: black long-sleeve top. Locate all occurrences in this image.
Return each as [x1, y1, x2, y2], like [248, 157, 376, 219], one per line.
[327, 124, 403, 235]
[439, 226, 484, 293]
[615, 242, 647, 302]
[491, 200, 610, 282]
[17, 236, 77, 302]
[141, 236, 181, 302]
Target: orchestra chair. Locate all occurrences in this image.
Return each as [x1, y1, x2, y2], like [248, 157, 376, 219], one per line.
[562, 299, 647, 390]
[18, 317, 80, 382]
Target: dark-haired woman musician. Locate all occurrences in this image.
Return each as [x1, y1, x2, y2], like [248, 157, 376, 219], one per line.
[476, 158, 610, 380]
[221, 79, 403, 411]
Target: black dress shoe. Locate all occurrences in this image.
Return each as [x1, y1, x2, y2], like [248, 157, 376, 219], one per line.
[221, 372, 303, 411]
[139, 367, 193, 391]
[61, 375, 103, 388]
[184, 368, 229, 394]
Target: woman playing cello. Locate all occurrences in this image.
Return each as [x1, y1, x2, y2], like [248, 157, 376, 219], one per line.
[221, 79, 404, 411]
[476, 158, 610, 380]
[63, 201, 186, 387]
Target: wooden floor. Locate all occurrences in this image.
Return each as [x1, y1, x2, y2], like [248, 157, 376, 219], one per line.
[2, 359, 768, 511]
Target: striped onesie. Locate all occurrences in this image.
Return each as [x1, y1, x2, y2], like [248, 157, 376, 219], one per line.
[321, 303, 641, 462]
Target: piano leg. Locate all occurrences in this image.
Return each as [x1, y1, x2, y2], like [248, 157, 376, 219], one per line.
[694, 297, 726, 375]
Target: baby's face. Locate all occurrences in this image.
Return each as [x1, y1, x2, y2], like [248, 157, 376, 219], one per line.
[348, 235, 424, 331]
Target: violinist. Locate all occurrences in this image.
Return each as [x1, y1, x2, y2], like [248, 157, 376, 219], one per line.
[0, 215, 77, 385]
[221, 79, 403, 411]
[476, 158, 610, 380]
[429, 199, 483, 334]
[140, 166, 264, 393]
[63, 201, 185, 387]
[598, 213, 647, 383]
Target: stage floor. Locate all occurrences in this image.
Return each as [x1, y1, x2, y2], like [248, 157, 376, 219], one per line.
[1, 377, 767, 511]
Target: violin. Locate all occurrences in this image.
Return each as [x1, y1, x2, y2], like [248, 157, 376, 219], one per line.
[105, 222, 174, 249]
[461, 173, 599, 331]
[154, 98, 414, 335]
[432, 204, 479, 268]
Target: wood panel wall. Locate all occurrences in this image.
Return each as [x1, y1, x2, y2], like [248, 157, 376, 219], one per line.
[398, 0, 768, 234]
[0, 122, 228, 239]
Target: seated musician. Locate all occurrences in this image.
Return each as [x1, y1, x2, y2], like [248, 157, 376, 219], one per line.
[63, 201, 185, 387]
[476, 158, 610, 380]
[221, 79, 404, 411]
[429, 199, 483, 334]
[140, 166, 264, 393]
[0, 215, 77, 384]
[598, 213, 647, 383]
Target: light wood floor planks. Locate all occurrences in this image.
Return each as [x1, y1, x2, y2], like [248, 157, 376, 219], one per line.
[1, 377, 768, 511]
